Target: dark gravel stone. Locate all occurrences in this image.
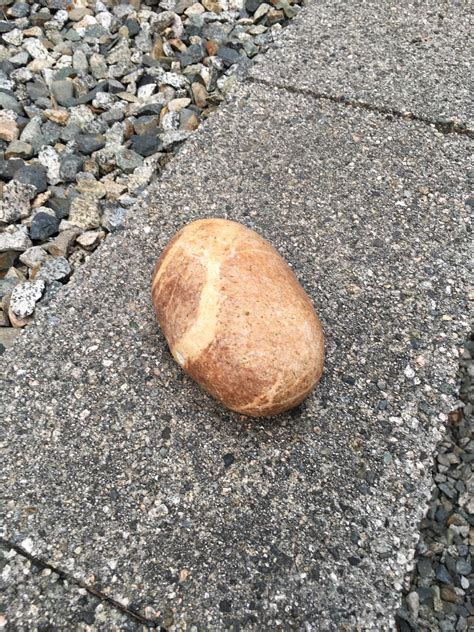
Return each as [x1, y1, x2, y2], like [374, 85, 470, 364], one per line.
[8, 3, 30, 18]
[14, 165, 48, 193]
[130, 134, 163, 157]
[47, 197, 71, 220]
[246, 0, 261, 13]
[435, 564, 453, 584]
[223, 453, 235, 468]
[30, 212, 60, 241]
[0, 21, 15, 34]
[76, 134, 106, 155]
[50, 80, 74, 106]
[133, 115, 161, 136]
[217, 46, 242, 66]
[178, 44, 206, 67]
[125, 18, 141, 37]
[59, 154, 84, 182]
[0, 157, 24, 180]
[136, 103, 164, 117]
[26, 81, 49, 101]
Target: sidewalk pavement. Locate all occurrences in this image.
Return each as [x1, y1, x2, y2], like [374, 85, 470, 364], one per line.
[1, 1, 471, 630]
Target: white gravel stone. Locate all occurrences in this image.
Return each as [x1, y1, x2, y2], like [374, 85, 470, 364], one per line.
[9, 280, 45, 318]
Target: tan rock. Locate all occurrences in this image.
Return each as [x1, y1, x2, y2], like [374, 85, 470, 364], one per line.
[44, 109, 70, 125]
[0, 120, 19, 142]
[152, 219, 324, 417]
[191, 82, 208, 108]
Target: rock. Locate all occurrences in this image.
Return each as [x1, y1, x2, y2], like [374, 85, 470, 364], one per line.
[38, 146, 61, 185]
[50, 79, 74, 106]
[5, 140, 33, 159]
[72, 49, 88, 72]
[0, 251, 18, 271]
[0, 91, 23, 115]
[75, 134, 106, 155]
[34, 256, 71, 284]
[133, 115, 161, 135]
[9, 279, 45, 318]
[76, 229, 105, 249]
[0, 225, 32, 253]
[23, 38, 51, 61]
[406, 591, 419, 620]
[130, 134, 163, 157]
[89, 53, 107, 79]
[178, 44, 206, 67]
[0, 309, 9, 326]
[14, 165, 48, 194]
[154, 11, 182, 35]
[0, 180, 35, 223]
[152, 219, 324, 416]
[191, 82, 208, 108]
[46, 228, 81, 258]
[68, 194, 101, 229]
[0, 156, 24, 181]
[168, 97, 191, 112]
[0, 277, 20, 300]
[180, 108, 200, 131]
[115, 148, 143, 173]
[19, 246, 47, 268]
[216, 45, 242, 66]
[102, 205, 128, 232]
[30, 211, 60, 241]
[103, 179, 127, 200]
[44, 109, 70, 126]
[20, 118, 45, 153]
[0, 118, 19, 142]
[46, 196, 70, 220]
[160, 129, 191, 149]
[59, 154, 84, 182]
[75, 178, 106, 199]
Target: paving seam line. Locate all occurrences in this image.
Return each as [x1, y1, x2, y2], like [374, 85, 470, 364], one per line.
[0, 538, 159, 629]
[246, 76, 474, 139]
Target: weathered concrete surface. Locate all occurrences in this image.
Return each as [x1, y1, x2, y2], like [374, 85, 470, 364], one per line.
[250, 0, 473, 131]
[1, 81, 470, 630]
[0, 543, 147, 630]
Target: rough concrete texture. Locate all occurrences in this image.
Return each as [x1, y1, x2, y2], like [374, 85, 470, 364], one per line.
[1, 81, 470, 629]
[0, 544, 147, 631]
[250, 0, 473, 132]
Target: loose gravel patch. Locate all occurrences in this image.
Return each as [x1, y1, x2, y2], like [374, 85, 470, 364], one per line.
[397, 335, 474, 632]
[0, 0, 306, 349]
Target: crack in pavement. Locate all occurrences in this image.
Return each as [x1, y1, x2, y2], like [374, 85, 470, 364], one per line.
[246, 76, 474, 138]
[0, 538, 161, 629]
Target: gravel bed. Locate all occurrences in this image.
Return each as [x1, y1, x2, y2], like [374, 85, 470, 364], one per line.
[0, 0, 305, 350]
[397, 334, 473, 631]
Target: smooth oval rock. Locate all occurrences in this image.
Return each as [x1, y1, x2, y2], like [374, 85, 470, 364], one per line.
[152, 218, 324, 417]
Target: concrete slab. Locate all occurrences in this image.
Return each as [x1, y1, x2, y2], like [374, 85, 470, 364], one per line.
[250, 0, 473, 131]
[1, 83, 471, 630]
[0, 544, 147, 630]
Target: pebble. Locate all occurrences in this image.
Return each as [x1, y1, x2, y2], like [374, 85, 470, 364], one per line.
[30, 211, 60, 241]
[19, 246, 48, 269]
[34, 257, 71, 284]
[14, 165, 48, 194]
[9, 279, 45, 318]
[0, 179, 35, 223]
[68, 195, 101, 230]
[0, 225, 32, 253]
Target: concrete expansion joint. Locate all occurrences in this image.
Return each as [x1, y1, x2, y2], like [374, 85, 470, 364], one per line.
[0, 538, 160, 629]
[246, 76, 474, 139]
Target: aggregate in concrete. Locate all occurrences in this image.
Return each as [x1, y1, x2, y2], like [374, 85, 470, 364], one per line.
[250, 0, 473, 131]
[1, 83, 471, 630]
[0, 544, 147, 631]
